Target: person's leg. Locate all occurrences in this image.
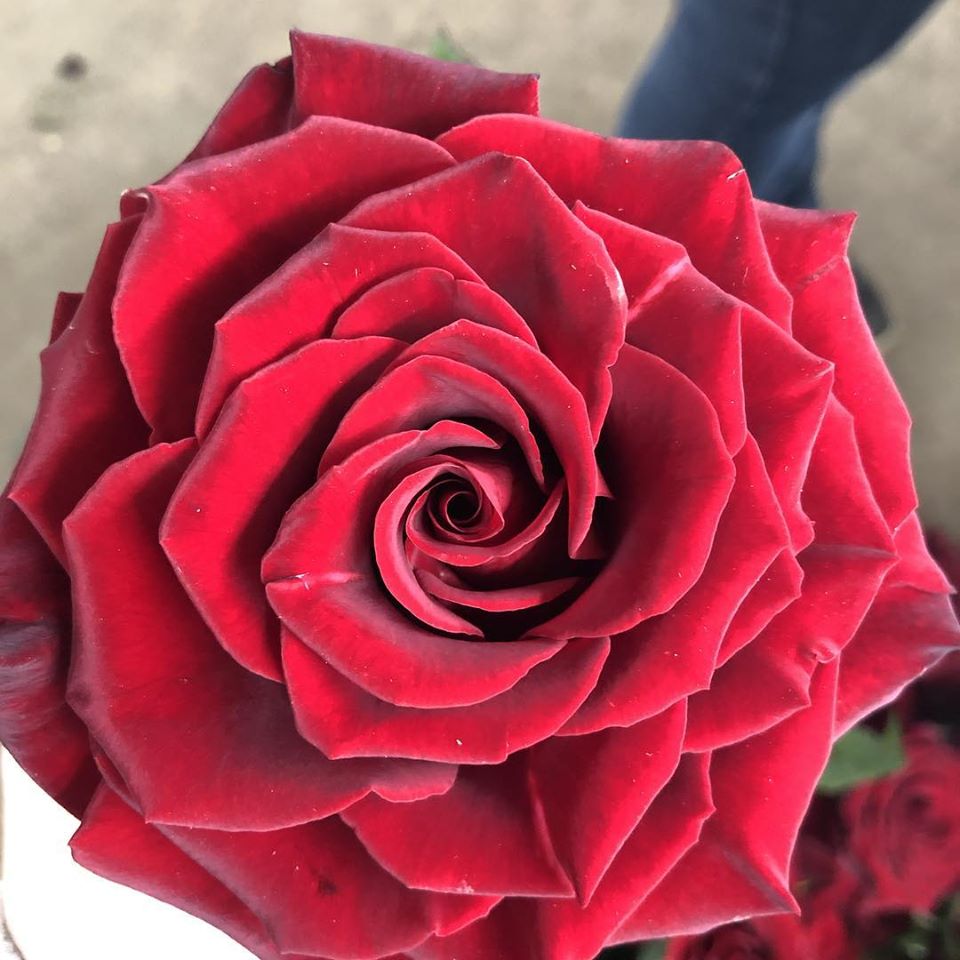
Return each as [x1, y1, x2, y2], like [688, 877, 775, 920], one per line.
[619, 0, 939, 208]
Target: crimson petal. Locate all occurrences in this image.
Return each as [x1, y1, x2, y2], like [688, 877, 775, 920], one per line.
[64, 442, 455, 830]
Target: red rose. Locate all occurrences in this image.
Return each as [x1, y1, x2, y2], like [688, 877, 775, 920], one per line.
[844, 727, 960, 916]
[1, 32, 958, 960]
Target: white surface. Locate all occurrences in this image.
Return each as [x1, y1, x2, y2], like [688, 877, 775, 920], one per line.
[1, 750, 253, 960]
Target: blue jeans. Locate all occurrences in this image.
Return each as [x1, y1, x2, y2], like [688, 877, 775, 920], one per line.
[618, 0, 938, 208]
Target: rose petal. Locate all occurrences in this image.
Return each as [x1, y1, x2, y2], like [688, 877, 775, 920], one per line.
[530, 701, 687, 904]
[264, 422, 564, 707]
[617, 660, 839, 941]
[437, 115, 792, 325]
[199, 223, 481, 437]
[562, 434, 788, 734]
[8, 217, 148, 561]
[64, 441, 456, 830]
[289, 30, 539, 138]
[757, 201, 916, 529]
[344, 153, 627, 439]
[48, 290, 83, 343]
[331, 267, 538, 346]
[160, 812, 494, 959]
[538, 345, 734, 639]
[283, 630, 609, 763]
[343, 756, 576, 899]
[0, 498, 97, 816]
[71, 785, 296, 960]
[418, 569, 580, 613]
[114, 116, 453, 441]
[162, 336, 404, 680]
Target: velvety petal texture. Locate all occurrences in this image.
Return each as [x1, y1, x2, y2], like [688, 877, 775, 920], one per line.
[1, 30, 956, 960]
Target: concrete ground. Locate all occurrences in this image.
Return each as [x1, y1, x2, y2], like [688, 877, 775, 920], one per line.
[1, 0, 958, 535]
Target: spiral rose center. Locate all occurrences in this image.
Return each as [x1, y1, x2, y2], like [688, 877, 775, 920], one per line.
[429, 480, 482, 534]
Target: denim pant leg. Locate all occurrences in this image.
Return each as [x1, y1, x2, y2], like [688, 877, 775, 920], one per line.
[618, 0, 939, 207]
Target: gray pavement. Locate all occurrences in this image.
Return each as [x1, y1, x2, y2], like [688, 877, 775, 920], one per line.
[1, 0, 957, 533]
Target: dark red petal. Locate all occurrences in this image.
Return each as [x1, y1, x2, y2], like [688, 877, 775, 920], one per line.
[890, 512, 954, 593]
[419, 569, 580, 613]
[563, 434, 788, 735]
[71, 786, 293, 960]
[264, 422, 563, 707]
[8, 218, 148, 561]
[289, 30, 539, 138]
[48, 290, 83, 343]
[741, 308, 833, 550]
[438, 115, 792, 325]
[64, 442, 455, 830]
[539, 345, 734, 639]
[318, 354, 546, 488]
[331, 267, 538, 346]
[114, 117, 453, 442]
[162, 336, 404, 681]
[199, 223, 481, 437]
[378, 321, 597, 552]
[344, 153, 627, 439]
[160, 812, 492, 959]
[186, 60, 294, 162]
[343, 757, 575, 899]
[757, 201, 915, 529]
[530, 701, 687, 904]
[618, 660, 839, 941]
[283, 630, 609, 763]
[0, 498, 97, 816]
[411, 755, 713, 960]
[836, 586, 960, 734]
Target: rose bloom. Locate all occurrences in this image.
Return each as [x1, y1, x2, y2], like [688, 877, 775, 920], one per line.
[1, 32, 958, 960]
[844, 726, 960, 916]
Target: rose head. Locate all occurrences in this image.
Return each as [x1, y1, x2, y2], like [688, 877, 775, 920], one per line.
[1, 32, 958, 960]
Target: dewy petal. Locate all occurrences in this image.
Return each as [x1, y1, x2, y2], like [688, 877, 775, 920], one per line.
[530, 701, 687, 905]
[756, 201, 916, 529]
[113, 116, 453, 442]
[343, 757, 576, 899]
[198, 224, 481, 437]
[186, 60, 294, 162]
[331, 267, 538, 346]
[562, 434, 789, 735]
[71, 786, 294, 960]
[63, 442, 456, 831]
[289, 30, 540, 138]
[0, 498, 97, 816]
[48, 290, 83, 343]
[283, 629, 609, 763]
[8, 217, 149, 562]
[264, 422, 564, 707]
[438, 115, 793, 325]
[162, 336, 404, 681]
[159, 812, 494, 960]
[618, 660, 839, 941]
[410, 755, 713, 960]
[539, 345, 734, 639]
[344, 153, 628, 440]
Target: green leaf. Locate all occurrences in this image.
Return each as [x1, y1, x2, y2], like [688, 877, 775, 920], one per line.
[818, 715, 905, 795]
[635, 940, 667, 960]
[428, 27, 473, 63]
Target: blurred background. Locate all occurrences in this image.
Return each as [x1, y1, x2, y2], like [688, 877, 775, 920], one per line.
[0, 0, 958, 527]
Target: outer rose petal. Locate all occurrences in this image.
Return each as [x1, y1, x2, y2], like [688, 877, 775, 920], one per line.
[71, 786, 298, 960]
[8, 217, 148, 561]
[198, 223, 482, 436]
[437, 114, 792, 325]
[289, 31, 540, 138]
[48, 290, 82, 343]
[161, 336, 404, 681]
[344, 152, 627, 440]
[756, 201, 916, 529]
[343, 757, 575, 899]
[114, 116, 453, 441]
[616, 660, 839, 941]
[282, 630, 609, 763]
[159, 813, 495, 959]
[0, 499, 97, 816]
[64, 441, 456, 831]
